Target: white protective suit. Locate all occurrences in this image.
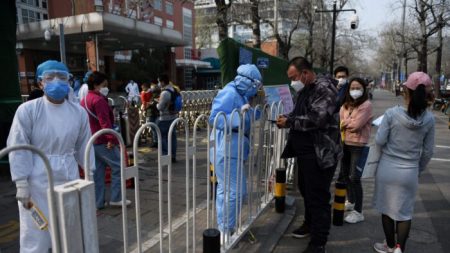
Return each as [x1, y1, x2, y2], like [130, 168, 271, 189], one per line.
[7, 96, 95, 253]
[125, 81, 140, 103]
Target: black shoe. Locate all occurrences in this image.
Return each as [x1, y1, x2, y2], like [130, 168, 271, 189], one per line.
[302, 244, 326, 253]
[291, 222, 310, 238]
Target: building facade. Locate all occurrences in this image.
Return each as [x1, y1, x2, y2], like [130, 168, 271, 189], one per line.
[16, 0, 203, 93]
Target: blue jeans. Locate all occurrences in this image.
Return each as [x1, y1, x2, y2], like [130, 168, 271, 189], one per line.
[93, 144, 122, 209]
[157, 119, 177, 158]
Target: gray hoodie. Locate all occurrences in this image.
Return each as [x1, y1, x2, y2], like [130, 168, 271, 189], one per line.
[375, 105, 435, 171]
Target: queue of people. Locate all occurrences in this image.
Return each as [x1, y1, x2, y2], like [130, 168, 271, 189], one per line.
[7, 57, 435, 253]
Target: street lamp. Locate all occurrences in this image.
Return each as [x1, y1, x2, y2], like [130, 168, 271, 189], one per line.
[43, 22, 66, 64]
[315, 0, 358, 75]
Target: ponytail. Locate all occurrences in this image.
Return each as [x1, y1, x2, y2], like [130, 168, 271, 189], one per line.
[407, 84, 427, 119]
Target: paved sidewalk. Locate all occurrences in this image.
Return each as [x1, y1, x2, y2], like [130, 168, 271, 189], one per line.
[272, 89, 450, 253]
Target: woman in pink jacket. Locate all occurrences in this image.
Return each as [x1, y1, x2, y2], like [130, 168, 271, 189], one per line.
[338, 77, 373, 224]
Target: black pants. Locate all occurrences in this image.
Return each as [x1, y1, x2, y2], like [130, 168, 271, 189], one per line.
[338, 144, 364, 212]
[298, 156, 336, 246]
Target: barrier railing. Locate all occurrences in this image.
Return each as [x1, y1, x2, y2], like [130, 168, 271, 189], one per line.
[0, 145, 61, 252]
[6, 100, 287, 253]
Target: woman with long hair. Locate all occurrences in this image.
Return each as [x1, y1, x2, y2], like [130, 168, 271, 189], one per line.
[338, 77, 373, 224]
[373, 72, 435, 253]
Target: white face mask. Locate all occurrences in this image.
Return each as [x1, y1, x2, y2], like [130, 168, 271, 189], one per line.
[99, 87, 109, 97]
[350, 89, 363, 100]
[291, 80, 305, 92]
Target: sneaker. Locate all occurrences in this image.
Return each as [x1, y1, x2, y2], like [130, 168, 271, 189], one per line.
[373, 241, 395, 253]
[345, 200, 355, 211]
[302, 244, 326, 253]
[291, 222, 310, 238]
[109, 199, 132, 207]
[344, 210, 364, 223]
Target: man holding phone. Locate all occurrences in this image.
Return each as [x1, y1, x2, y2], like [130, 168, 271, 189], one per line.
[276, 57, 341, 253]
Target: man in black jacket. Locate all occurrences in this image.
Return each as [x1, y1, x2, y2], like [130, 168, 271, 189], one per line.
[277, 57, 342, 253]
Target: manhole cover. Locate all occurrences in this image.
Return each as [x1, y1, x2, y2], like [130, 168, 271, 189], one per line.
[409, 228, 437, 244]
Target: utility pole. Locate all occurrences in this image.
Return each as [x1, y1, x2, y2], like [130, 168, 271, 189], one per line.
[274, 0, 278, 36]
[400, 0, 406, 83]
[59, 23, 66, 65]
[315, 0, 357, 74]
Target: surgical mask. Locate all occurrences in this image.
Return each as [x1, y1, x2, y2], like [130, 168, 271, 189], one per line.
[337, 78, 347, 85]
[291, 80, 304, 92]
[99, 87, 109, 97]
[350, 89, 363, 100]
[43, 80, 70, 100]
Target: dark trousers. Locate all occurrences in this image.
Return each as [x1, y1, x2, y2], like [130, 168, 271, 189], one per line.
[338, 144, 364, 212]
[297, 156, 336, 246]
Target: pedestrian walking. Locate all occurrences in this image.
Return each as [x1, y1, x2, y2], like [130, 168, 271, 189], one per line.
[372, 72, 435, 253]
[7, 60, 95, 253]
[277, 56, 342, 253]
[156, 74, 179, 163]
[209, 64, 262, 236]
[80, 71, 131, 209]
[337, 77, 373, 224]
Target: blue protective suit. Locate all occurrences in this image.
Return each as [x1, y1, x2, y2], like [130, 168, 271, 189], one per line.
[209, 64, 262, 231]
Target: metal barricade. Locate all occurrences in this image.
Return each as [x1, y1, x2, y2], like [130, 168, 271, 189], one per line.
[0, 145, 62, 252]
[84, 129, 140, 253]
[206, 103, 287, 251]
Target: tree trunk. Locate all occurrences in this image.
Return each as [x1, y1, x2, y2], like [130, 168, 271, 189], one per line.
[417, 37, 428, 72]
[215, 0, 229, 42]
[435, 25, 443, 97]
[250, 0, 261, 48]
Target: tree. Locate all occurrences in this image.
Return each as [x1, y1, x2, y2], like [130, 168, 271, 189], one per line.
[215, 0, 234, 42]
[409, 0, 450, 72]
[249, 0, 261, 48]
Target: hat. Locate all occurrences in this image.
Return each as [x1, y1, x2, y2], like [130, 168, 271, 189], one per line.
[404, 72, 432, 90]
[36, 60, 69, 80]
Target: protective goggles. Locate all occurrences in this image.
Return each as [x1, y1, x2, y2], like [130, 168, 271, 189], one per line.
[40, 70, 70, 83]
[239, 74, 263, 90]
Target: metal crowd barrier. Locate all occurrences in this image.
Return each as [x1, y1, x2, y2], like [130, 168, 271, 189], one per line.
[6, 99, 288, 253]
[0, 145, 61, 252]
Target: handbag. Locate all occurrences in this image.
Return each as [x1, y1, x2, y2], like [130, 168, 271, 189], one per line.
[361, 143, 382, 178]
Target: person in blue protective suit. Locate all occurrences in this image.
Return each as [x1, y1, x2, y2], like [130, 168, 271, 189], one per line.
[209, 64, 263, 234]
[7, 60, 95, 253]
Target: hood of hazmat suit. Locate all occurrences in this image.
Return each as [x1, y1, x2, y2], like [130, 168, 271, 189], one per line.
[7, 60, 95, 252]
[208, 64, 262, 232]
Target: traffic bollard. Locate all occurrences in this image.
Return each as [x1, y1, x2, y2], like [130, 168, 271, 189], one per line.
[203, 228, 220, 253]
[275, 168, 286, 213]
[332, 182, 346, 226]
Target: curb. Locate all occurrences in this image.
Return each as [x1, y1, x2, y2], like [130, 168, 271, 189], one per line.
[229, 196, 296, 253]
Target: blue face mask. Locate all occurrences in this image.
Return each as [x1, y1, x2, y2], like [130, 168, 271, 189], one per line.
[43, 80, 70, 100]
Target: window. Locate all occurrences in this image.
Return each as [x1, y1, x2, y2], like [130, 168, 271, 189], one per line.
[35, 0, 39, 7]
[154, 0, 162, 11]
[165, 1, 173, 15]
[42, 0, 47, 8]
[166, 20, 174, 29]
[184, 47, 192, 59]
[182, 8, 193, 44]
[21, 8, 41, 23]
[43, 14, 48, 20]
[154, 16, 163, 26]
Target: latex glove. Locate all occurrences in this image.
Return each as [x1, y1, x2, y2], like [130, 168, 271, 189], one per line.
[241, 104, 251, 113]
[16, 179, 31, 209]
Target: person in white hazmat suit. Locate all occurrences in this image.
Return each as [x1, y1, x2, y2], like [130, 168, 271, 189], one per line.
[7, 60, 95, 253]
[209, 64, 263, 234]
[125, 80, 140, 105]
